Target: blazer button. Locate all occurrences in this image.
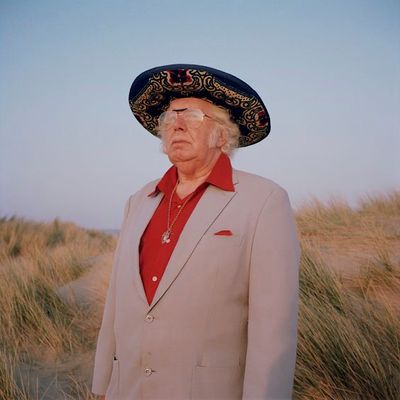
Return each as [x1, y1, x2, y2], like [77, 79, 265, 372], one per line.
[144, 368, 153, 376]
[145, 314, 154, 323]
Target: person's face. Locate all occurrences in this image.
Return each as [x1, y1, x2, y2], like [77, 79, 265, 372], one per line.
[159, 98, 225, 166]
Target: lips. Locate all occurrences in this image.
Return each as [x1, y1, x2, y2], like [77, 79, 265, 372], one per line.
[171, 139, 190, 146]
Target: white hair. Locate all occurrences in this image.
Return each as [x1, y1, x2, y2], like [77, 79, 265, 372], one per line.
[210, 104, 240, 154]
[156, 101, 240, 155]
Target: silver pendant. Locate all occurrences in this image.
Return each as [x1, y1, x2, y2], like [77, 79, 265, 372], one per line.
[161, 230, 171, 244]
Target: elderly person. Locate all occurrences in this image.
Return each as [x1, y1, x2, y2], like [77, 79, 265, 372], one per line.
[92, 64, 300, 400]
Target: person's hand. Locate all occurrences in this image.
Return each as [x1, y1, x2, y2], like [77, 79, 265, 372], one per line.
[96, 396, 106, 400]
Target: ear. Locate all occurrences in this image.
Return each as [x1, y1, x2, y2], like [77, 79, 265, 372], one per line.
[216, 126, 228, 148]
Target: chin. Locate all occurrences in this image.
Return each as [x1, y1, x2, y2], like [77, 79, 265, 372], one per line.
[168, 151, 196, 164]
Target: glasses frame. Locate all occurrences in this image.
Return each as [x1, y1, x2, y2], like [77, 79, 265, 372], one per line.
[158, 108, 220, 127]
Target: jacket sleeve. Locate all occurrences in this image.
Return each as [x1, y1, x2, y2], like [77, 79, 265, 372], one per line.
[92, 196, 132, 395]
[242, 187, 300, 400]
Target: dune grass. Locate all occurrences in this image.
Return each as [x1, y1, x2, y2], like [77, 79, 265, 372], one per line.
[0, 217, 115, 399]
[294, 249, 400, 400]
[294, 191, 400, 399]
[0, 191, 399, 399]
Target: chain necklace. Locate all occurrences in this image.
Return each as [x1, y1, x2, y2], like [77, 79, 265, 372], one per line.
[161, 181, 195, 244]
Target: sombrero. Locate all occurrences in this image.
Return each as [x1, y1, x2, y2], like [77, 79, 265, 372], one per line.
[128, 64, 270, 147]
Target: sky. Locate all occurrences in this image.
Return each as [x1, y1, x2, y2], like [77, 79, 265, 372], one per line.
[1, 0, 399, 229]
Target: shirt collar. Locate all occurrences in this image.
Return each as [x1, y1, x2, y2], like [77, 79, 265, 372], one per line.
[148, 153, 235, 197]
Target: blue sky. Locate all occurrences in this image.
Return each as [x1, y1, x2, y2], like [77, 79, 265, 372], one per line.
[1, 0, 399, 229]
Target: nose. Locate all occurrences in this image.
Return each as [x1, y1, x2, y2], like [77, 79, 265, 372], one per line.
[172, 113, 187, 130]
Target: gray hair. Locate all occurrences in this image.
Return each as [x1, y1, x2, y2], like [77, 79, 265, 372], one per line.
[211, 104, 240, 155]
[156, 102, 240, 155]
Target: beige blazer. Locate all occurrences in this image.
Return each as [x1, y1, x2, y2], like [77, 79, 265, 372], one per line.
[92, 169, 300, 400]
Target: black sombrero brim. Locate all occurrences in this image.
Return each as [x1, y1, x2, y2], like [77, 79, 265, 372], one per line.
[128, 64, 270, 147]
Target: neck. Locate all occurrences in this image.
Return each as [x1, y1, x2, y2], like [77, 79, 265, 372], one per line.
[175, 151, 220, 183]
[174, 151, 221, 198]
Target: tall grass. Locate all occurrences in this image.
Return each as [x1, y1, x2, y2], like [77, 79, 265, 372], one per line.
[0, 349, 30, 400]
[294, 190, 400, 400]
[0, 217, 115, 399]
[295, 248, 400, 400]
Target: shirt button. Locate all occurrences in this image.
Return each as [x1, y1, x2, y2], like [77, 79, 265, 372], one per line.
[177, 204, 182, 208]
[145, 314, 154, 323]
[152, 276, 158, 282]
[144, 368, 153, 376]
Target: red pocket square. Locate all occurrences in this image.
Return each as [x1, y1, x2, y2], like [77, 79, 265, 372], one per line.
[214, 230, 233, 236]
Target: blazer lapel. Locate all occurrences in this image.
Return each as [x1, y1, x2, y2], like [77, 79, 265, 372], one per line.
[149, 183, 237, 309]
[127, 192, 164, 305]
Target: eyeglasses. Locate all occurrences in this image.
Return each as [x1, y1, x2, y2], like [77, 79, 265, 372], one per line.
[158, 108, 219, 127]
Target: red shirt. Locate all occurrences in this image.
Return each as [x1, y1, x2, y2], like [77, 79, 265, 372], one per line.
[139, 153, 234, 304]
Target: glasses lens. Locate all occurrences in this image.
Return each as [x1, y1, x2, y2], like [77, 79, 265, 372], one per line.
[182, 108, 204, 124]
[158, 108, 206, 126]
[158, 111, 176, 125]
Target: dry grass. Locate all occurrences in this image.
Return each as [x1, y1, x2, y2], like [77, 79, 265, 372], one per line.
[294, 190, 400, 400]
[0, 190, 399, 399]
[0, 217, 115, 399]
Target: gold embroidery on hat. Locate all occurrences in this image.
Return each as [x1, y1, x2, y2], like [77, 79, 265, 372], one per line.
[130, 68, 269, 146]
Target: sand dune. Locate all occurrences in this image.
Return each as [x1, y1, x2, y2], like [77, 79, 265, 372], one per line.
[1, 192, 399, 399]
[57, 253, 114, 315]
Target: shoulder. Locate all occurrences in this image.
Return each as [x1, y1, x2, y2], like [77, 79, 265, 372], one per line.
[125, 178, 161, 209]
[233, 169, 289, 200]
[137, 178, 161, 195]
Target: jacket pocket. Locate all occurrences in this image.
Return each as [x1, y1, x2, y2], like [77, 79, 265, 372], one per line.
[106, 359, 120, 399]
[191, 365, 244, 400]
[198, 232, 243, 249]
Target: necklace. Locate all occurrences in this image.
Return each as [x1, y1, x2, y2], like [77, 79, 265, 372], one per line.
[161, 181, 195, 244]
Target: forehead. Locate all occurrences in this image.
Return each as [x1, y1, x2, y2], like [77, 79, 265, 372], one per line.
[168, 97, 215, 112]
